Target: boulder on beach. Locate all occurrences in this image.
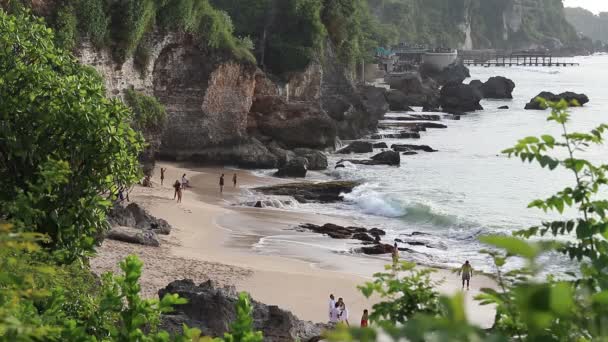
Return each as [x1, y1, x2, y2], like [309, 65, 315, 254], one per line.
[254, 181, 360, 203]
[297, 223, 387, 243]
[106, 226, 160, 247]
[385, 90, 415, 111]
[336, 141, 373, 154]
[159, 280, 327, 341]
[439, 82, 483, 114]
[293, 148, 328, 171]
[274, 157, 308, 178]
[357, 243, 395, 255]
[481, 76, 515, 99]
[524, 91, 589, 110]
[371, 150, 401, 166]
[373, 142, 388, 149]
[108, 202, 172, 235]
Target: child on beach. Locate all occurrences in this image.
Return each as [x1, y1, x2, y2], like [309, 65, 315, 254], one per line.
[361, 309, 369, 327]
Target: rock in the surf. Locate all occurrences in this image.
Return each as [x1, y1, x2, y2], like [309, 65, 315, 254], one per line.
[385, 90, 415, 111]
[372, 142, 388, 149]
[481, 76, 515, 99]
[159, 279, 327, 341]
[498, 105, 509, 109]
[336, 141, 373, 154]
[357, 243, 396, 255]
[524, 91, 589, 109]
[371, 150, 401, 166]
[439, 82, 483, 114]
[254, 181, 359, 203]
[392, 144, 438, 153]
[274, 157, 308, 178]
[293, 148, 327, 171]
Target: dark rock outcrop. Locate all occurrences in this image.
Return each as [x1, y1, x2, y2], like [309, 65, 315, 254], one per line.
[386, 72, 439, 108]
[297, 223, 386, 242]
[275, 157, 308, 178]
[371, 150, 401, 166]
[108, 203, 172, 235]
[293, 148, 327, 171]
[357, 244, 395, 255]
[107, 226, 160, 247]
[481, 76, 515, 99]
[498, 105, 509, 109]
[336, 141, 373, 154]
[254, 181, 359, 203]
[370, 132, 421, 140]
[439, 83, 483, 114]
[391, 144, 438, 153]
[524, 91, 590, 110]
[469, 79, 483, 90]
[385, 90, 415, 111]
[422, 61, 470, 86]
[372, 142, 388, 149]
[159, 280, 327, 342]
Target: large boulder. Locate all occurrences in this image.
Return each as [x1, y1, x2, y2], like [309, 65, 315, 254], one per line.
[159, 280, 327, 342]
[422, 61, 470, 85]
[439, 83, 483, 114]
[357, 244, 395, 255]
[481, 76, 515, 99]
[106, 226, 160, 247]
[254, 181, 359, 203]
[371, 150, 401, 166]
[524, 91, 589, 110]
[387, 72, 439, 108]
[336, 141, 373, 154]
[108, 203, 172, 235]
[385, 90, 415, 111]
[293, 148, 328, 171]
[274, 157, 308, 178]
[251, 96, 337, 149]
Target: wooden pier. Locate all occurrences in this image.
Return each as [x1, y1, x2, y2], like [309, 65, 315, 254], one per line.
[460, 51, 578, 67]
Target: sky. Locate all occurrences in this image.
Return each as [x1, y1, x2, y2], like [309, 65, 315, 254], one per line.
[563, 0, 608, 14]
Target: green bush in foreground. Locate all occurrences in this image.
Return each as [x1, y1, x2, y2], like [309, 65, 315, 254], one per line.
[329, 100, 608, 341]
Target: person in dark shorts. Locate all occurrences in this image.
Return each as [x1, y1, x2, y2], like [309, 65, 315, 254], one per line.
[233, 173, 238, 188]
[173, 180, 181, 202]
[219, 174, 225, 193]
[458, 260, 473, 290]
[160, 167, 166, 186]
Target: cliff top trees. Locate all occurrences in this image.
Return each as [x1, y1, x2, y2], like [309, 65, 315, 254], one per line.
[0, 9, 144, 262]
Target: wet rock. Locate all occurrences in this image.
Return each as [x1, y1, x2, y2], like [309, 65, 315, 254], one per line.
[524, 91, 589, 110]
[385, 90, 415, 111]
[402, 151, 418, 155]
[254, 181, 359, 203]
[357, 244, 395, 255]
[391, 144, 438, 153]
[386, 72, 440, 107]
[336, 141, 373, 154]
[378, 122, 447, 131]
[369, 228, 386, 236]
[469, 79, 483, 90]
[293, 148, 328, 171]
[352, 232, 375, 242]
[274, 157, 308, 178]
[107, 226, 160, 247]
[422, 61, 471, 86]
[373, 142, 388, 149]
[370, 132, 421, 140]
[498, 105, 509, 109]
[439, 83, 483, 114]
[108, 203, 172, 235]
[370, 150, 400, 166]
[481, 76, 515, 99]
[382, 114, 441, 121]
[159, 280, 327, 342]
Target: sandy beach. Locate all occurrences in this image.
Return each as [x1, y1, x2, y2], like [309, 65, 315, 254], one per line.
[91, 162, 497, 328]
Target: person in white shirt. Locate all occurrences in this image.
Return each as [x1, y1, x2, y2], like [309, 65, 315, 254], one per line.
[328, 294, 336, 321]
[329, 302, 341, 324]
[339, 302, 350, 326]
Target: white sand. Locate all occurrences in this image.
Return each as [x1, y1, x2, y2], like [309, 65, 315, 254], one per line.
[91, 162, 496, 328]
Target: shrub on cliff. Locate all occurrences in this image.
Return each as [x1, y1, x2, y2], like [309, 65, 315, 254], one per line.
[328, 101, 608, 340]
[125, 89, 167, 132]
[0, 9, 144, 262]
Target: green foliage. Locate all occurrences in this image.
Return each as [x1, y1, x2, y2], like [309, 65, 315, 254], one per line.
[124, 89, 168, 132]
[110, 0, 157, 62]
[0, 9, 144, 262]
[221, 293, 264, 342]
[76, 0, 109, 48]
[54, 4, 77, 50]
[327, 99, 608, 340]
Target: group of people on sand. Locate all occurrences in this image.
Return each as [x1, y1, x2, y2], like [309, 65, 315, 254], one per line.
[328, 294, 369, 328]
[159, 168, 239, 203]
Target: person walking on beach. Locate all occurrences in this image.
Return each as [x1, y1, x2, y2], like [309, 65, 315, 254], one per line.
[219, 174, 225, 193]
[160, 167, 166, 186]
[338, 301, 350, 326]
[173, 180, 181, 202]
[458, 260, 474, 290]
[392, 242, 399, 266]
[233, 173, 238, 188]
[181, 174, 189, 190]
[360, 309, 369, 327]
[328, 294, 336, 321]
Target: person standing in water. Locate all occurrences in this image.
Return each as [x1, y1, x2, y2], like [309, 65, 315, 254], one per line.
[232, 173, 238, 188]
[458, 260, 474, 290]
[219, 174, 225, 193]
[160, 167, 166, 186]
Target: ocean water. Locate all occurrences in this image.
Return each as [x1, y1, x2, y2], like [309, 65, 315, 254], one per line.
[247, 54, 608, 274]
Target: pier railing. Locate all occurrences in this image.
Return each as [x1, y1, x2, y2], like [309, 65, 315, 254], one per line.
[459, 51, 578, 67]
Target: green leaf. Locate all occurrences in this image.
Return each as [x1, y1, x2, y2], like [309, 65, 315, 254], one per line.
[480, 235, 538, 259]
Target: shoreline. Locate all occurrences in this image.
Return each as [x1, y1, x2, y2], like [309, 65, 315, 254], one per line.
[91, 162, 497, 328]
